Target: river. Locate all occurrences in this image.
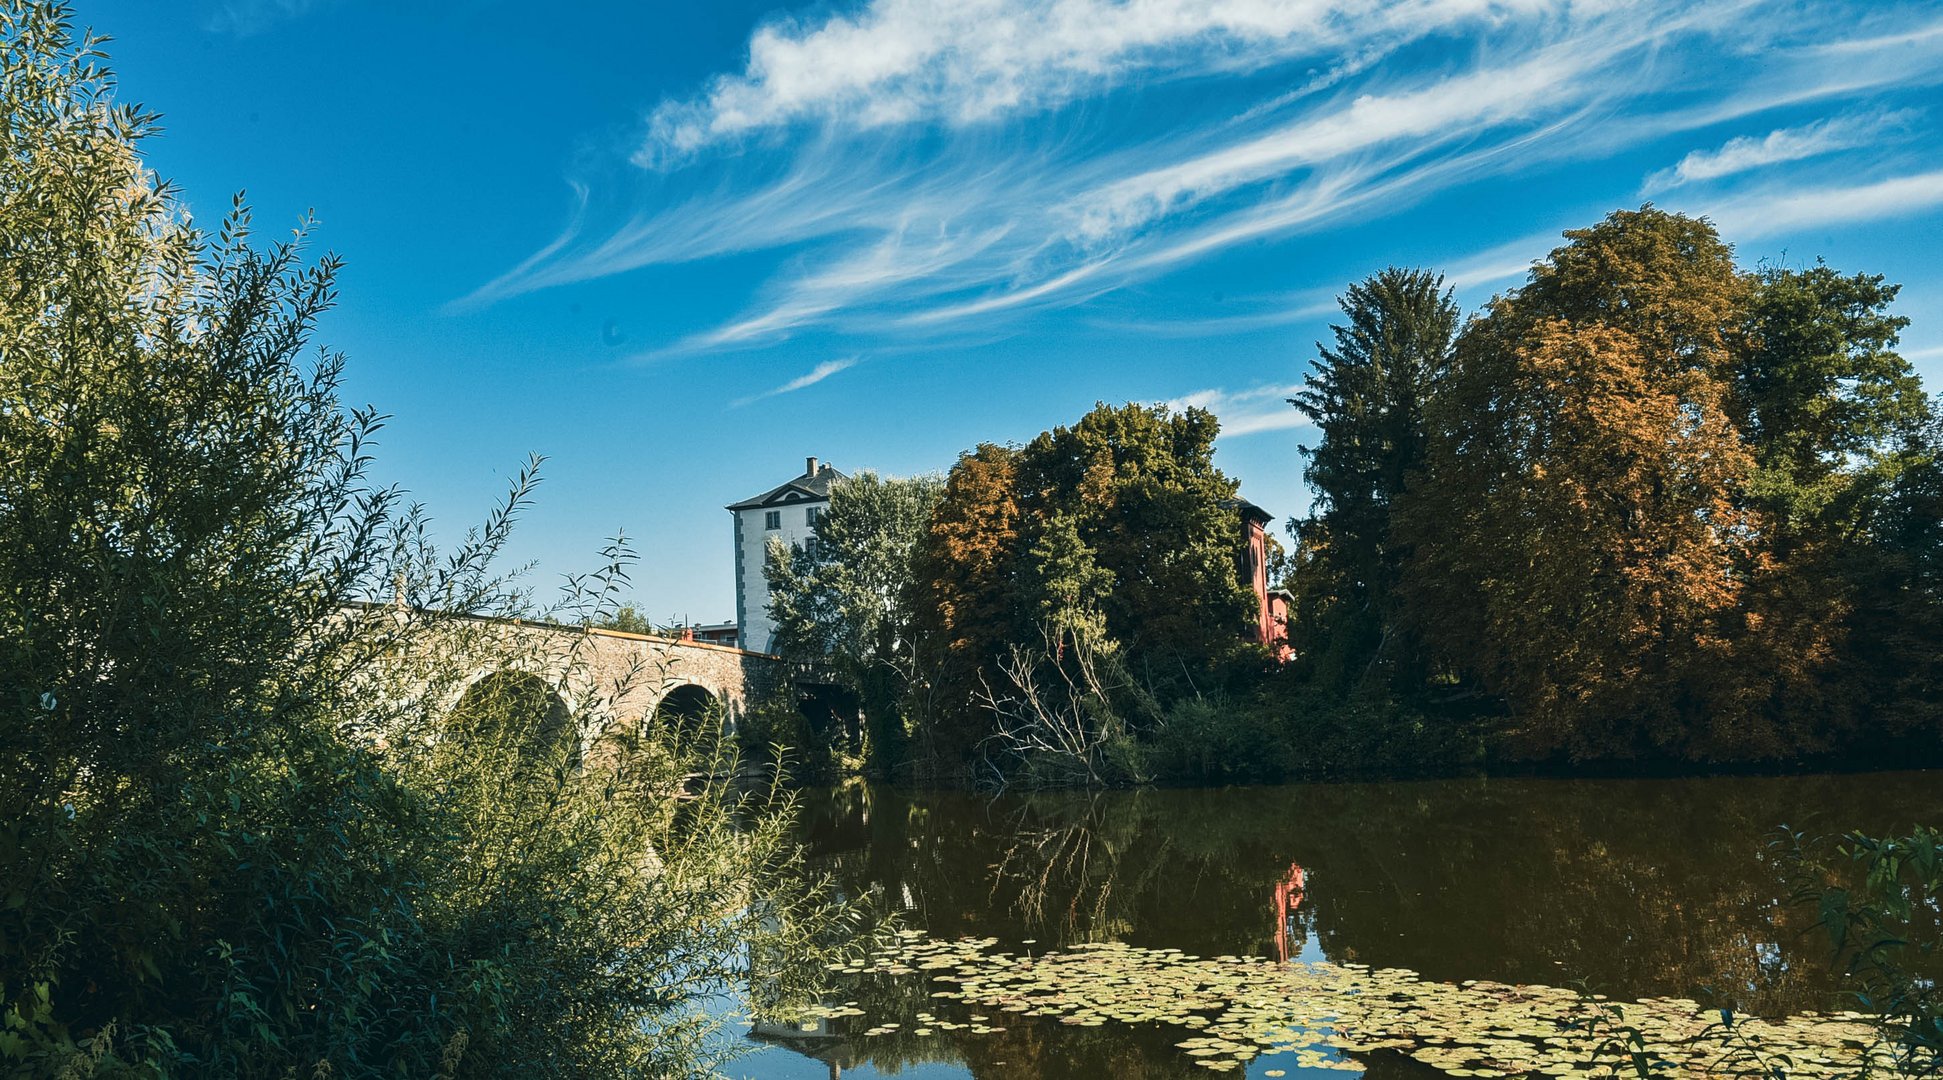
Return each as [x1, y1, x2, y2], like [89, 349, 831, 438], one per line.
[732, 770, 1942, 1079]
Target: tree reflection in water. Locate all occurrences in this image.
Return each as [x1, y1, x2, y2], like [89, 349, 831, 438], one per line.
[748, 772, 1942, 1079]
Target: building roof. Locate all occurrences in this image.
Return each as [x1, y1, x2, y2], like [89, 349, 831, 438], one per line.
[1225, 496, 1273, 524]
[725, 457, 848, 511]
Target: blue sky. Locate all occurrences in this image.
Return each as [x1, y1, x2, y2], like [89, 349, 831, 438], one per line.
[89, 0, 1943, 627]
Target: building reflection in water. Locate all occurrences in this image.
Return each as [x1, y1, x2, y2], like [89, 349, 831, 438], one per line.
[748, 1016, 849, 1080]
[1273, 861, 1308, 964]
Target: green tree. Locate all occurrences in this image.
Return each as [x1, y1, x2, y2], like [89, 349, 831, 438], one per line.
[766, 470, 946, 772]
[1015, 402, 1255, 676]
[1399, 208, 1759, 760]
[1288, 267, 1458, 693]
[0, 7, 836, 1074]
[911, 403, 1256, 779]
[1721, 263, 1936, 753]
[595, 601, 657, 635]
[1737, 263, 1929, 541]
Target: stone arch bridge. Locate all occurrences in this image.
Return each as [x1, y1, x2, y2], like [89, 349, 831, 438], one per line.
[395, 610, 789, 747]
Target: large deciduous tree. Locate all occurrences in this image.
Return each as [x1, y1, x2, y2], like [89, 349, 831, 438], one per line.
[1015, 402, 1254, 669]
[908, 444, 1027, 764]
[1737, 263, 1928, 539]
[1399, 208, 1760, 759]
[767, 470, 946, 770]
[910, 403, 1257, 775]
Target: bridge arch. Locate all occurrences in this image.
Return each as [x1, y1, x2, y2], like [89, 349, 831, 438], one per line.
[652, 682, 722, 741]
[449, 668, 580, 768]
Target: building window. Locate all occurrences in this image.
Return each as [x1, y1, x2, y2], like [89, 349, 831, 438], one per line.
[764, 510, 781, 530]
[806, 506, 822, 527]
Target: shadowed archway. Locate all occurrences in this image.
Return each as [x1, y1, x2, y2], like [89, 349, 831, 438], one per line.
[653, 683, 720, 741]
[449, 669, 578, 768]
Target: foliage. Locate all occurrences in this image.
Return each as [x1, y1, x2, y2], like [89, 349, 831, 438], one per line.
[1016, 402, 1255, 671]
[0, 6, 839, 1074]
[1140, 695, 1294, 786]
[1783, 826, 1943, 1078]
[733, 683, 852, 783]
[595, 601, 657, 635]
[1736, 262, 1927, 539]
[764, 469, 945, 773]
[1287, 267, 1458, 697]
[1861, 414, 1943, 738]
[373, 613, 852, 1079]
[1398, 208, 1763, 760]
[910, 443, 1026, 765]
[911, 403, 1261, 782]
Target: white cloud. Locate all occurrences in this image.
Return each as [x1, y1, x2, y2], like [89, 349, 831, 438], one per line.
[1089, 229, 1550, 337]
[731, 357, 861, 407]
[1645, 111, 1916, 192]
[1066, 40, 1623, 246]
[1701, 169, 1943, 238]
[1166, 382, 1312, 437]
[466, 0, 1943, 351]
[637, 0, 1570, 166]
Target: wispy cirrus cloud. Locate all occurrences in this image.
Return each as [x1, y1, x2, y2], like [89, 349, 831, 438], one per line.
[1699, 169, 1943, 238]
[1644, 111, 1917, 192]
[1166, 383, 1312, 437]
[1087, 228, 1555, 338]
[731, 356, 860, 407]
[636, 0, 1568, 166]
[462, 0, 1943, 353]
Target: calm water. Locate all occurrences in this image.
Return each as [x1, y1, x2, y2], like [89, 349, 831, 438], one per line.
[733, 771, 1943, 1080]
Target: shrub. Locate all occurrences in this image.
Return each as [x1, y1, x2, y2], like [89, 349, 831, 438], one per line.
[0, 7, 840, 1075]
[1142, 695, 1295, 785]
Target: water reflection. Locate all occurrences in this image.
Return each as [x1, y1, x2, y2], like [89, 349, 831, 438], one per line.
[740, 771, 1942, 1079]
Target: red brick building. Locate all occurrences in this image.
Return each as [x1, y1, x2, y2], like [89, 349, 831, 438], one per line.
[1233, 499, 1291, 662]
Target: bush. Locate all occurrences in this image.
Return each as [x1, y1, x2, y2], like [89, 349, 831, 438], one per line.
[1279, 688, 1481, 778]
[1142, 695, 1295, 785]
[0, 7, 839, 1075]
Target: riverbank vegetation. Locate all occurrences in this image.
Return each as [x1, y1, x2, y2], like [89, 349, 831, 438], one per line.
[763, 218, 1941, 787]
[0, 6, 838, 1075]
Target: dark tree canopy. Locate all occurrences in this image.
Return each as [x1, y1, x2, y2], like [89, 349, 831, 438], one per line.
[1288, 267, 1458, 694]
[1398, 209, 1761, 759]
[909, 402, 1259, 771]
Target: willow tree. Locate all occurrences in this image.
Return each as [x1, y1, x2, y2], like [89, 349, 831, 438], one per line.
[0, 6, 834, 1075]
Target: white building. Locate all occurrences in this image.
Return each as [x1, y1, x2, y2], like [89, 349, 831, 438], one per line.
[726, 456, 845, 655]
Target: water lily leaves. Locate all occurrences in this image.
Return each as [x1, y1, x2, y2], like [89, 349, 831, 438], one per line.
[781, 932, 1882, 1075]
